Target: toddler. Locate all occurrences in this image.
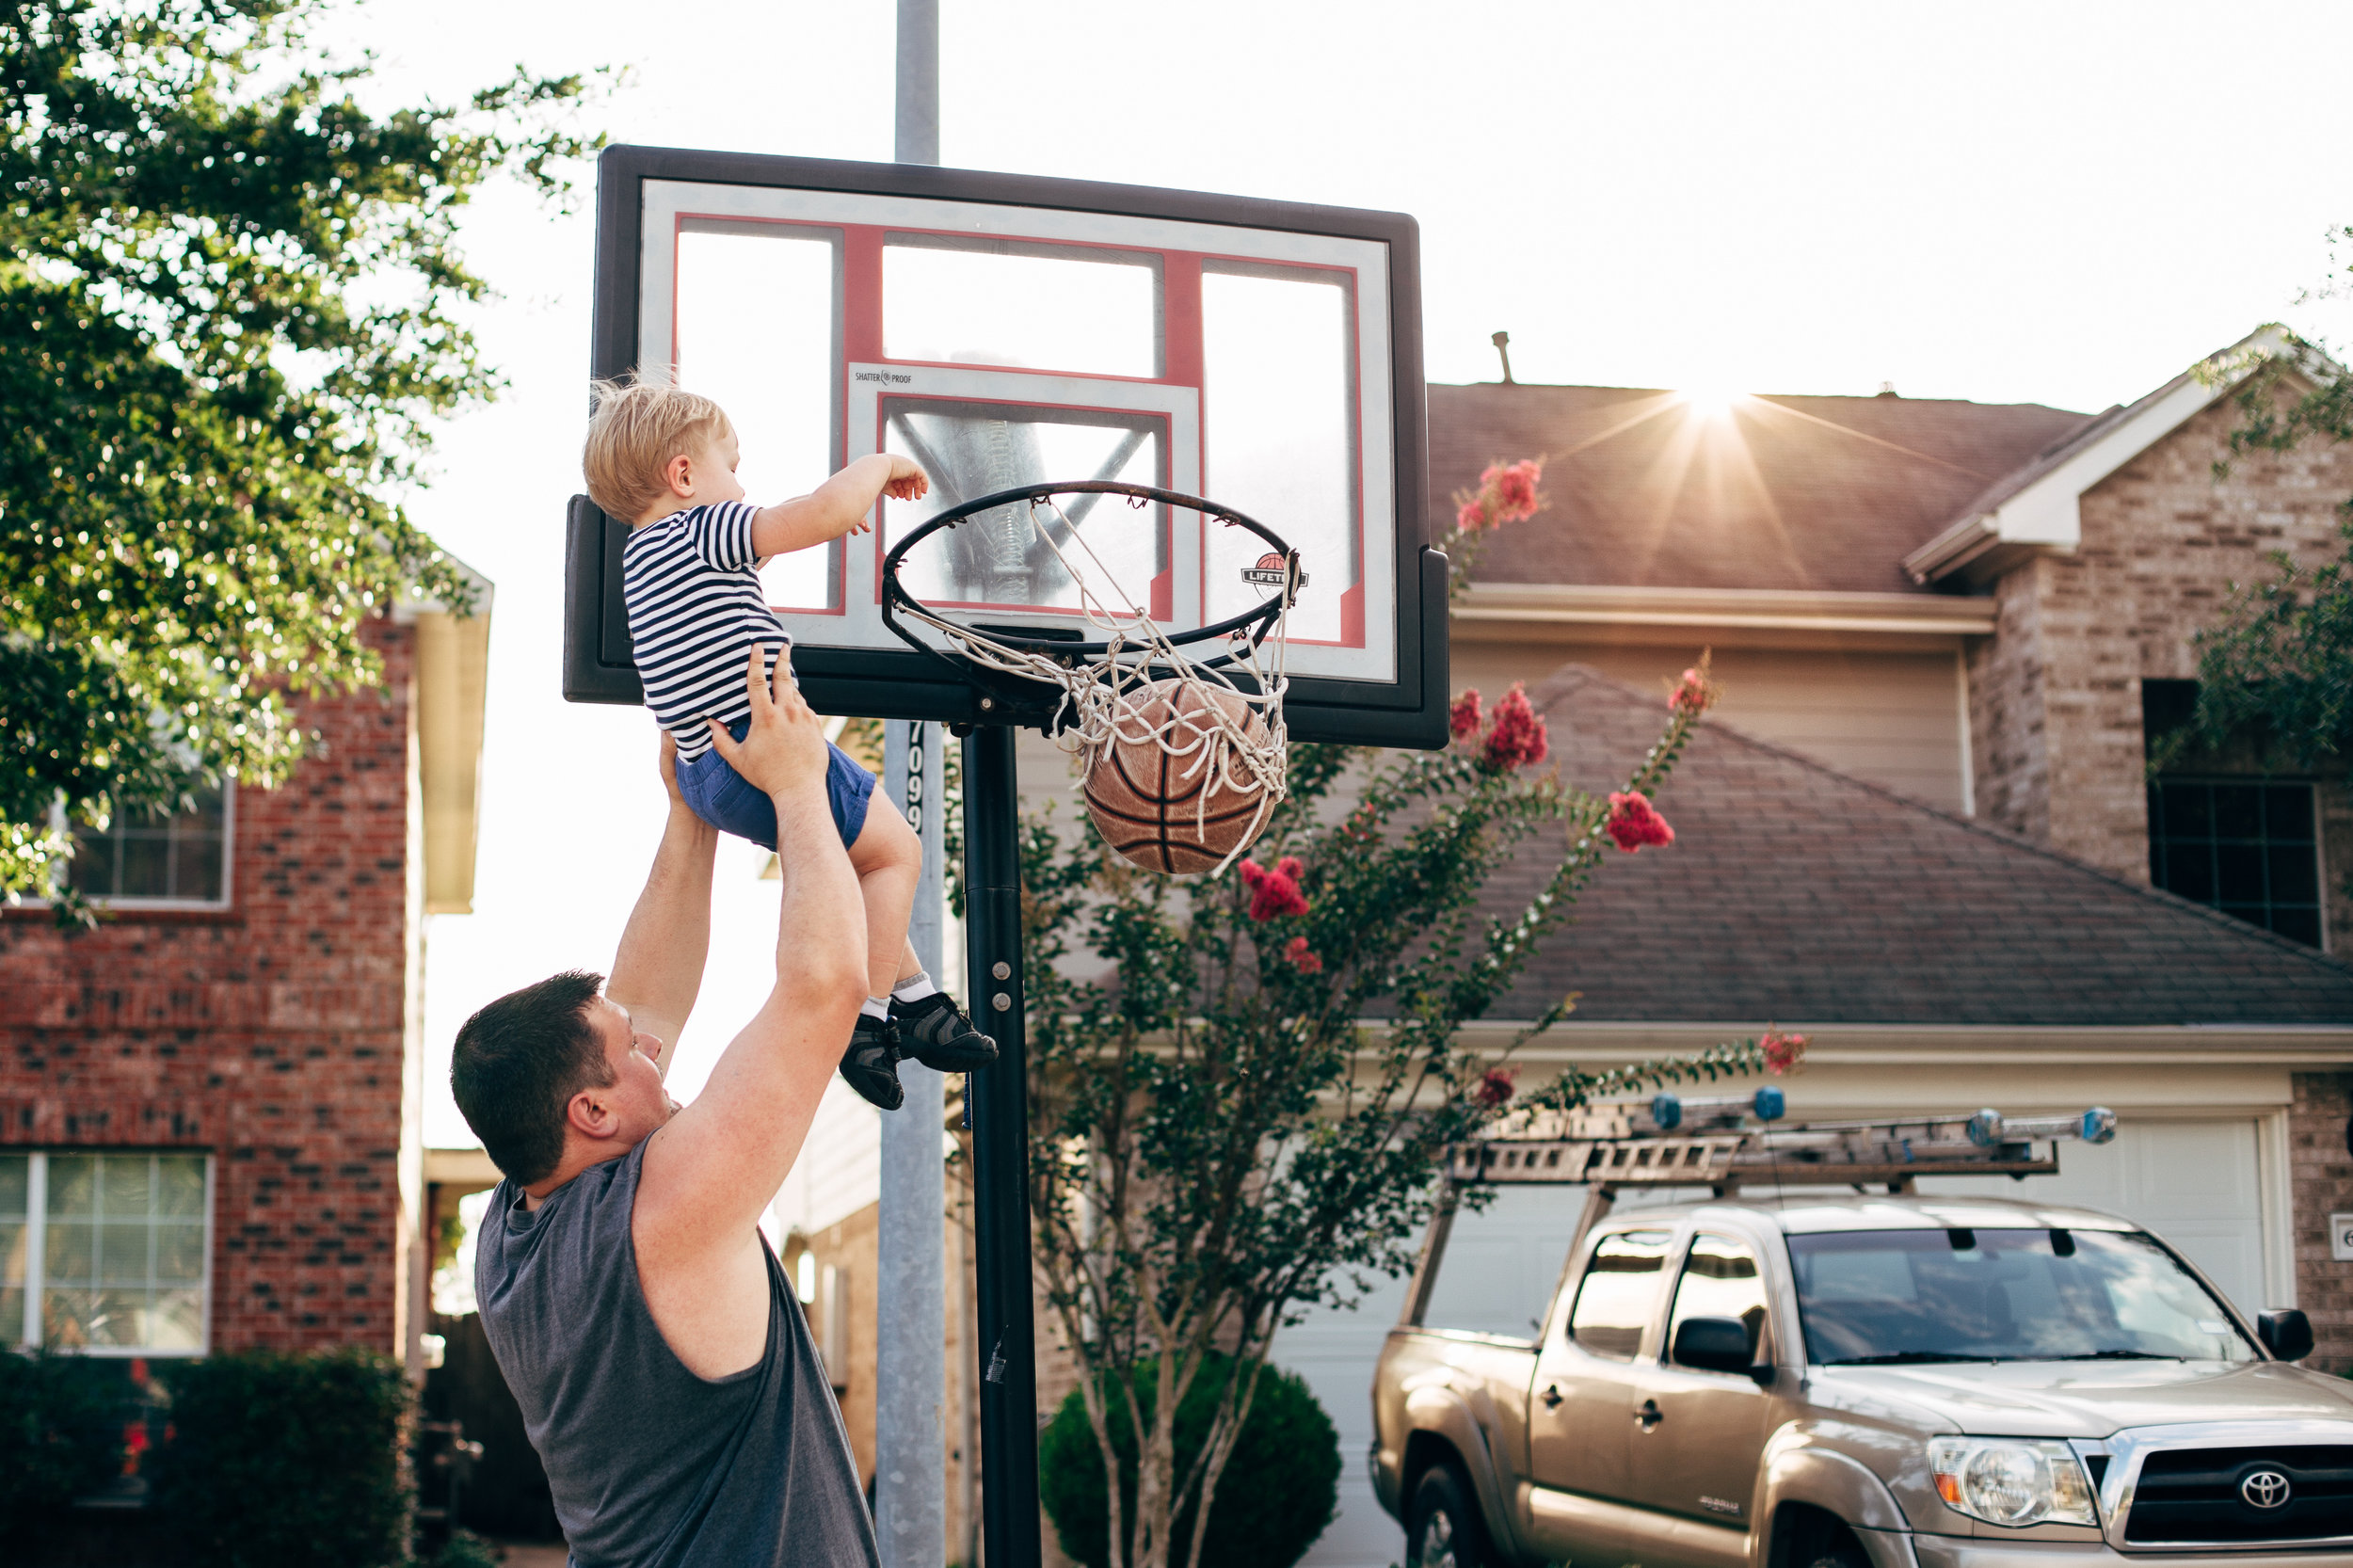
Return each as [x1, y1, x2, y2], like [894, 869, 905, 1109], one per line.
[583, 377, 995, 1111]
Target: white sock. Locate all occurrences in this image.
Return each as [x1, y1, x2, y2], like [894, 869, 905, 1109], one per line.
[891, 970, 940, 1004]
[860, 996, 890, 1021]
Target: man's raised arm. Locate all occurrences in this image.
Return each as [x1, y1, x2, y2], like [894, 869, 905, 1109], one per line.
[634, 649, 869, 1251]
[604, 736, 718, 1077]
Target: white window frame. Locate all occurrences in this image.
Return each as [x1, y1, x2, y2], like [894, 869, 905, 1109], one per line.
[6, 1150, 216, 1356]
[34, 783, 237, 911]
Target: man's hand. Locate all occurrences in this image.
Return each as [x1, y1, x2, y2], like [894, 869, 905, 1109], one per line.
[658, 730, 685, 809]
[706, 646, 827, 801]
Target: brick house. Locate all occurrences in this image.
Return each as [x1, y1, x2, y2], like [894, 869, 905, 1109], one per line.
[2, 583, 489, 1373]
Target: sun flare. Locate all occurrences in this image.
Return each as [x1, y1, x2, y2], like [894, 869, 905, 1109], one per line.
[1678, 386, 1745, 421]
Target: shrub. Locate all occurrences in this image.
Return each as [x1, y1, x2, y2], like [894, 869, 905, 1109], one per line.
[0, 1351, 128, 1535]
[152, 1347, 415, 1568]
[1040, 1353, 1339, 1568]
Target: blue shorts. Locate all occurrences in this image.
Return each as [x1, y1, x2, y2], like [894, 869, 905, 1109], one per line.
[674, 721, 875, 852]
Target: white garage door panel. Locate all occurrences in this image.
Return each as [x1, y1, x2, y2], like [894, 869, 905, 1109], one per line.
[1276, 1117, 2272, 1568]
[1914, 1118, 2265, 1312]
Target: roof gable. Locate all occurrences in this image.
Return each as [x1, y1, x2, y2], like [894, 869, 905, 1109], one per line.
[1465, 663, 2353, 1027]
[1902, 327, 2352, 584]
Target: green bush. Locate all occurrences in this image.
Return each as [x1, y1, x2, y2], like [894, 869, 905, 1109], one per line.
[0, 1351, 128, 1535]
[152, 1347, 415, 1568]
[1040, 1353, 1339, 1568]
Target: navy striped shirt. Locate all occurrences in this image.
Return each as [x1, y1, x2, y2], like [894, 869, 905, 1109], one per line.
[622, 502, 791, 760]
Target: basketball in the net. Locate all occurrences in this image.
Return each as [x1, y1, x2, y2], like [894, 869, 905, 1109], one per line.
[1083, 680, 1272, 874]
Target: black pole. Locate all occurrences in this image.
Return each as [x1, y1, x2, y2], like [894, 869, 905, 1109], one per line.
[962, 725, 1040, 1568]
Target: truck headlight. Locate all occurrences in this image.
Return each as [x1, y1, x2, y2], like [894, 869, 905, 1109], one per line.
[1927, 1438, 2098, 1528]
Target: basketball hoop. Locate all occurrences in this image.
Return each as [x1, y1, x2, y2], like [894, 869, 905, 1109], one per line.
[881, 480, 1302, 874]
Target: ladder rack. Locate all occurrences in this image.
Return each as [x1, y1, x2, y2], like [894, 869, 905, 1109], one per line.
[1398, 1101, 2118, 1329]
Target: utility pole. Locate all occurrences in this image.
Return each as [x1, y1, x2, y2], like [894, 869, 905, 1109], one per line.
[876, 722, 948, 1568]
[875, 12, 947, 1567]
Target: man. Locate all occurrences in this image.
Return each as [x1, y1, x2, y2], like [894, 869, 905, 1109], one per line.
[451, 650, 878, 1565]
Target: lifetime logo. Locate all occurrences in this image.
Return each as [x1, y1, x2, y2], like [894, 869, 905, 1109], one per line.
[1241, 552, 1305, 588]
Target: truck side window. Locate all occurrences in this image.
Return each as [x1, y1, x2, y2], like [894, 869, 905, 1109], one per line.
[1668, 1233, 1769, 1367]
[1566, 1230, 1675, 1359]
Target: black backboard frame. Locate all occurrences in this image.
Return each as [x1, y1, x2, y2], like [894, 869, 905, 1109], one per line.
[563, 143, 1446, 748]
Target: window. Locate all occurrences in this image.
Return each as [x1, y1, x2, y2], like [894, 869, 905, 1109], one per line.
[1566, 1229, 1674, 1359]
[2148, 778, 2322, 947]
[1786, 1226, 2254, 1366]
[1668, 1233, 1769, 1365]
[66, 786, 232, 905]
[2, 1152, 211, 1354]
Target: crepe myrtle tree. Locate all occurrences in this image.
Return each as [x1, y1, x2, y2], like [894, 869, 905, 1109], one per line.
[954, 464, 1796, 1568]
[0, 0, 602, 911]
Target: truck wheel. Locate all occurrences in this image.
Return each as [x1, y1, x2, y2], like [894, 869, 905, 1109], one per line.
[1407, 1463, 1487, 1568]
[1801, 1529, 1870, 1568]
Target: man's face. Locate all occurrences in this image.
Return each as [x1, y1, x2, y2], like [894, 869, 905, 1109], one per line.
[588, 995, 677, 1146]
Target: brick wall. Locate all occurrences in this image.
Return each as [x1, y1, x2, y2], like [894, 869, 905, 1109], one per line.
[2290, 1072, 2353, 1373]
[0, 617, 421, 1352]
[1971, 391, 2353, 893]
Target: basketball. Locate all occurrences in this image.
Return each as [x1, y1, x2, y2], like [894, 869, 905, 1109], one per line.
[1083, 680, 1273, 874]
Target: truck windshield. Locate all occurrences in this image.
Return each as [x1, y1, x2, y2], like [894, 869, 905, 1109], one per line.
[1787, 1227, 2257, 1366]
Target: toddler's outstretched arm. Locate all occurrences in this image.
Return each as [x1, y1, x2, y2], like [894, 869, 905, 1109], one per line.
[752, 454, 928, 557]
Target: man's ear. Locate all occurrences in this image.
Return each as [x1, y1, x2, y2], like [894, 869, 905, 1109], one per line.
[566, 1087, 620, 1142]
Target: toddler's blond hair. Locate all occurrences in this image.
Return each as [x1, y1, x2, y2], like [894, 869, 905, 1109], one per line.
[583, 376, 733, 523]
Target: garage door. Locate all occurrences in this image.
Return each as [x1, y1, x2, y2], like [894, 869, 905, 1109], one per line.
[1273, 1117, 2272, 1568]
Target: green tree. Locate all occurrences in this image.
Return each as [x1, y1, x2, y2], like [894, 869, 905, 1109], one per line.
[2177, 252, 2353, 765]
[0, 0, 600, 906]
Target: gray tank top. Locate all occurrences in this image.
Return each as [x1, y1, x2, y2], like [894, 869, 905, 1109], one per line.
[475, 1142, 878, 1567]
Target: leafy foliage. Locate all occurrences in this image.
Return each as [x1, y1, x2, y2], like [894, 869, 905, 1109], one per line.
[152, 1346, 415, 1568]
[0, 0, 601, 902]
[0, 1350, 127, 1537]
[2173, 279, 2353, 766]
[1040, 1353, 1338, 1568]
[974, 648, 1768, 1568]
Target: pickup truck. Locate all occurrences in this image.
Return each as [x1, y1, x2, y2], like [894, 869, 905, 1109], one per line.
[1371, 1193, 2353, 1568]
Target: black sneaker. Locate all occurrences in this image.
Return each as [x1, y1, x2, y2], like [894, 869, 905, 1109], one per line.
[890, 991, 999, 1071]
[840, 1014, 904, 1111]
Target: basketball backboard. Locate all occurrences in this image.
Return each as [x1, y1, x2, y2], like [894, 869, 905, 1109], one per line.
[564, 145, 1446, 747]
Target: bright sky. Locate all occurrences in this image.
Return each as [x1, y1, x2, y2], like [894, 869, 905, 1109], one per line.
[331, 0, 2353, 1146]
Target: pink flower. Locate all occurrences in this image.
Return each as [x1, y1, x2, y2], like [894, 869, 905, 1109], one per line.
[1455, 498, 1489, 533]
[1605, 791, 1674, 853]
[1239, 857, 1309, 921]
[1474, 1065, 1517, 1110]
[1284, 935, 1323, 974]
[1449, 688, 1483, 743]
[1670, 666, 1714, 716]
[1492, 459, 1543, 521]
[1760, 1028, 1807, 1076]
[1481, 682, 1549, 771]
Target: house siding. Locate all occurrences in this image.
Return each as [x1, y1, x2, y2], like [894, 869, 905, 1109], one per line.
[1971, 392, 2353, 927]
[0, 617, 422, 1352]
[2290, 1071, 2353, 1373]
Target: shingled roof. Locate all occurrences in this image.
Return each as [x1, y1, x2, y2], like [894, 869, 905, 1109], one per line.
[1428, 382, 2095, 595]
[1464, 663, 2353, 1026]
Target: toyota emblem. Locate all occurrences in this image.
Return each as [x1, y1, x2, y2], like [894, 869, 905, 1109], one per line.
[2240, 1469, 2292, 1510]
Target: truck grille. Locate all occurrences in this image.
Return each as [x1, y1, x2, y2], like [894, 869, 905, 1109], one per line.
[2124, 1446, 2353, 1544]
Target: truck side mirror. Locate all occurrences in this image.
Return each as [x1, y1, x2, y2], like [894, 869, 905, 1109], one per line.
[2257, 1309, 2313, 1362]
[1672, 1317, 1756, 1376]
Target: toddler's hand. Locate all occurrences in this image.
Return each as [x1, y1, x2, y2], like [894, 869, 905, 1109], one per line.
[882, 456, 929, 504]
[708, 647, 827, 802]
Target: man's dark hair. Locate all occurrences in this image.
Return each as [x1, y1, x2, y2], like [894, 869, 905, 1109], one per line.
[451, 969, 616, 1184]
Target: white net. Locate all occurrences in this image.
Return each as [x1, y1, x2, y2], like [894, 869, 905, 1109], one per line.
[891, 492, 1294, 874]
